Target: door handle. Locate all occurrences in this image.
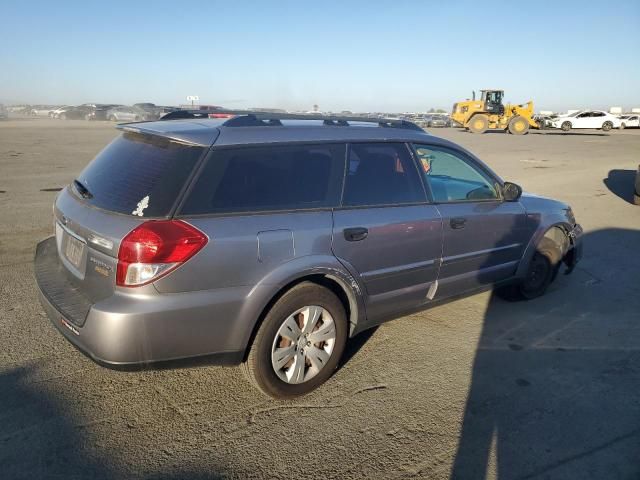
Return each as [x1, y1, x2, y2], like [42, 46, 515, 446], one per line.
[344, 227, 368, 242]
[450, 217, 467, 229]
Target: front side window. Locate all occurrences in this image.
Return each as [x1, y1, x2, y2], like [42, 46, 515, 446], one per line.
[342, 143, 425, 207]
[181, 143, 345, 215]
[413, 145, 499, 203]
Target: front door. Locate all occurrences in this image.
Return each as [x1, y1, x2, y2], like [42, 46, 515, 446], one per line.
[332, 142, 443, 323]
[412, 144, 530, 298]
[572, 111, 593, 128]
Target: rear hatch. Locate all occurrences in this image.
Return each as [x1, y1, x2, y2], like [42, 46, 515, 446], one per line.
[45, 126, 215, 326]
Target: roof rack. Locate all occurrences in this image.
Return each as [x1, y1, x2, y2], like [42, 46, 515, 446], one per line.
[160, 109, 424, 131]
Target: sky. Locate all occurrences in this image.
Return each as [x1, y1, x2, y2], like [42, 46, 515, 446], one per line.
[1, 0, 638, 112]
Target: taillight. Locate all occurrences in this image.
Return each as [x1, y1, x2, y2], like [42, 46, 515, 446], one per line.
[116, 220, 207, 287]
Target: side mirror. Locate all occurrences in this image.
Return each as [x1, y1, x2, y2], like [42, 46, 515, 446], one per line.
[502, 182, 522, 201]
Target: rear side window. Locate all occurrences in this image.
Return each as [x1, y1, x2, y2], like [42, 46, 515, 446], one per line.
[180, 144, 345, 215]
[74, 132, 204, 217]
[342, 143, 425, 207]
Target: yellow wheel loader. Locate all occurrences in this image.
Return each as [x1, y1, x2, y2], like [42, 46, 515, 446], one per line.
[451, 90, 540, 134]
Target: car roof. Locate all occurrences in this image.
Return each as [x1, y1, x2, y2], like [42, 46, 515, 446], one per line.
[116, 115, 462, 150]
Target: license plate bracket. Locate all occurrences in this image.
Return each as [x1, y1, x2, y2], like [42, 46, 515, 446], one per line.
[64, 234, 85, 268]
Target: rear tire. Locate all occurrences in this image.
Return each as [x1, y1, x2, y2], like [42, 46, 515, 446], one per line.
[561, 121, 572, 132]
[508, 116, 529, 135]
[243, 282, 348, 398]
[602, 121, 613, 132]
[496, 238, 561, 301]
[468, 114, 489, 134]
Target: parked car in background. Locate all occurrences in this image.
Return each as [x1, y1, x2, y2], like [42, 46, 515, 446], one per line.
[133, 103, 162, 120]
[107, 106, 154, 122]
[426, 114, 451, 128]
[58, 104, 95, 120]
[91, 104, 123, 121]
[618, 114, 640, 129]
[59, 104, 122, 120]
[16, 105, 35, 115]
[49, 106, 70, 118]
[0, 104, 8, 119]
[26, 105, 58, 117]
[156, 106, 179, 118]
[550, 110, 622, 131]
[533, 114, 556, 129]
[34, 113, 583, 398]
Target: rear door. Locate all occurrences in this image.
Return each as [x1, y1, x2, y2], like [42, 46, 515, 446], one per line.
[331, 143, 443, 322]
[590, 111, 606, 128]
[171, 143, 346, 293]
[412, 144, 530, 298]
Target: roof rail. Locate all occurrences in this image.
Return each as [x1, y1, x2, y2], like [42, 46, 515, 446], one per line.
[160, 109, 424, 131]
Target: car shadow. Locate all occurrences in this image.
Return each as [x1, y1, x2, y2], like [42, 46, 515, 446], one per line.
[603, 169, 637, 204]
[0, 365, 229, 479]
[340, 325, 379, 368]
[450, 227, 640, 479]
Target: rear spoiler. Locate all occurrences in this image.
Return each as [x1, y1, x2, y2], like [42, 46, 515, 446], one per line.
[115, 125, 213, 147]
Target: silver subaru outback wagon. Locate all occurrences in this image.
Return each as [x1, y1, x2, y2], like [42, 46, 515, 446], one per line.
[35, 112, 583, 398]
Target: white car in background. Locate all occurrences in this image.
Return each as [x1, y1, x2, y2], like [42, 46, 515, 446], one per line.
[618, 114, 640, 129]
[50, 106, 71, 119]
[551, 110, 622, 132]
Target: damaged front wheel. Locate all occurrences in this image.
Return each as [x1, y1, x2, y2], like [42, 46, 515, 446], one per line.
[497, 238, 561, 301]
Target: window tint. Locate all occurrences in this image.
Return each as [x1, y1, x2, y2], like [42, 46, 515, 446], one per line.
[181, 144, 345, 214]
[413, 145, 499, 203]
[342, 143, 425, 207]
[75, 132, 204, 217]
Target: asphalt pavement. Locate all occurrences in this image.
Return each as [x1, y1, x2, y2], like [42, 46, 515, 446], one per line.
[1, 119, 639, 479]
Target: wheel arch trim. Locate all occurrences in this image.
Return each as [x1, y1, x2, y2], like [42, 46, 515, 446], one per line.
[516, 221, 573, 278]
[237, 256, 367, 360]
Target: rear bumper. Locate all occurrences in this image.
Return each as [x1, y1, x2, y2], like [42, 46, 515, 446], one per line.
[35, 237, 249, 367]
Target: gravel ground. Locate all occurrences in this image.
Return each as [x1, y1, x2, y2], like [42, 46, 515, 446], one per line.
[1, 119, 639, 480]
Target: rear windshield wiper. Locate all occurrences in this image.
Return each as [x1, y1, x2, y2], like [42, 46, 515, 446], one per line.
[73, 179, 93, 199]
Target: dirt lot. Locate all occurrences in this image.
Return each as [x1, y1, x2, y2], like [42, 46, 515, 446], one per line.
[1, 119, 639, 480]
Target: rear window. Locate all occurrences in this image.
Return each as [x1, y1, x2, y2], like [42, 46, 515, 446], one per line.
[74, 132, 204, 217]
[180, 143, 345, 215]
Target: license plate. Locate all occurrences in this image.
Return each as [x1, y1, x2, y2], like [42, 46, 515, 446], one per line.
[64, 234, 84, 268]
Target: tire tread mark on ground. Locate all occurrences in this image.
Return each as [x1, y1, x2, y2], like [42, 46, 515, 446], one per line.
[154, 385, 190, 421]
[248, 384, 387, 424]
[0, 260, 32, 268]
